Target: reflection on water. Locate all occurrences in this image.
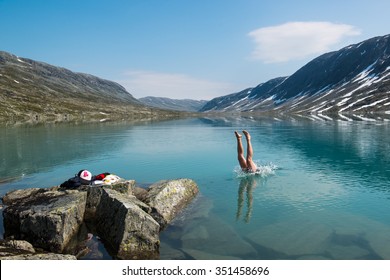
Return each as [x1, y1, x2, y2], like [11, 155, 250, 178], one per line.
[236, 176, 256, 223]
[234, 161, 278, 223]
[0, 122, 136, 180]
[235, 171, 273, 224]
[1, 117, 390, 259]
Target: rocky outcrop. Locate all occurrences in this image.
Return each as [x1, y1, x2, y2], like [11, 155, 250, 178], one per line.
[3, 188, 86, 253]
[2, 188, 44, 205]
[95, 188, 160, 259]
[84, 180, 135, 219]
[1, 253, 77, 260]
[145, 179, 199, 228]
[0, 239, 35, 255]
[0, 239, 77, 260]
[1, 178, 199, 260]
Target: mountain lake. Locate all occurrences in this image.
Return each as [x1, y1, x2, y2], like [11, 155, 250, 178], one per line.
[1, 116, 390, 260]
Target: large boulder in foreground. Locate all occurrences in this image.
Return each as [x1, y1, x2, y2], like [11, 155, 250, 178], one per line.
[1, 178, 199, 260]
[145, 179, 199, 228]
[2, 188, 87, 253]
[95, 188, 160, 259]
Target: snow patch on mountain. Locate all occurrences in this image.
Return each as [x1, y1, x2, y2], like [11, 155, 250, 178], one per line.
[200, 34, 390, 116]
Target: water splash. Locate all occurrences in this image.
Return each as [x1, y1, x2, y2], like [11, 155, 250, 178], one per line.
[234, 161, 279, 178]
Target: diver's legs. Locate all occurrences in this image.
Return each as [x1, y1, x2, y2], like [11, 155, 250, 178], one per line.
[235, 131, 248, 170]
[243, 130, 257, 172]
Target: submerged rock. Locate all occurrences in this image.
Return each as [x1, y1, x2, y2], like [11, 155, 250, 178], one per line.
[180, 214, 257, 259]
[182, 248, 242, 260]
[246, 216, 332, 258]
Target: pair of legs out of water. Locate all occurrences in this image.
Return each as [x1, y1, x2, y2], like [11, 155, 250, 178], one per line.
[235, 130, 257, 173]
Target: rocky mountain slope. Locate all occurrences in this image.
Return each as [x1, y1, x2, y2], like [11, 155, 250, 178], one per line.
[201, 34, 390, 118]
[139, 96, 207, 112]
[0, 51, 181, 122]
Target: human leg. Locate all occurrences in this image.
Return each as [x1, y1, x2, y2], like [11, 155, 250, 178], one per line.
[235, 131, 248, 170]
[242, 130, 257, 172]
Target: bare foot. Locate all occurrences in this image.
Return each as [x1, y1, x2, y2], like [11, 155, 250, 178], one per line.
[242, 130, 251, 140]
[234, 131, 242, 139]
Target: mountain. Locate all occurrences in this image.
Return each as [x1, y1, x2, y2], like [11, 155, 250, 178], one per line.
[201, 34, 390, 117]
[0, 51, 181, 122]
[200, 78, 286, 112]
[139, 96, 208, 112]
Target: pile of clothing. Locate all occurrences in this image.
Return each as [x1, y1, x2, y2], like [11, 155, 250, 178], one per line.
[60, 170, 123, 189]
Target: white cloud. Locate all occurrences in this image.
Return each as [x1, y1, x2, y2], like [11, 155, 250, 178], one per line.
[118, 71, 235, 100]
[248, 21, 361, 63]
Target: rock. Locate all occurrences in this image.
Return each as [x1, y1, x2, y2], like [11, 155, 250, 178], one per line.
[0, 239, 76, 260]
[246, 216, 332, 258]
[180, 215, 257, 259]
[1, 177, 200, 260]
[133, 186, 148, 202]
[95, 188, 160, 259]
[84, 181, 135, 220]
[296, 255, 331, 260]
[104, 180, 135, 196]
[145, 179, 199, 228]
[3, 189, 87, 253]
[325, 244, 370, 260]
[323, 211, 390, 259]
[73, 232, 106, 260]
[159, 242, 187, 260]
[0, 253, 77, 260]
[169, 195, 214, 226]
[182, 248, 242, 260]
[182, 225, 209, 241]
[2, 188, 44, 205]
[84, 186, 104, 220]
[0, 239, 35, 256]
[366, 227, 390, 260]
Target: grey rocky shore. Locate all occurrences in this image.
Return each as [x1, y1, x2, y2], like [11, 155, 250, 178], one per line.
[0, 178, 199, 260]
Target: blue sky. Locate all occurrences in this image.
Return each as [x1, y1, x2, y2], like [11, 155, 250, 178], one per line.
[1, 0, 389, 100]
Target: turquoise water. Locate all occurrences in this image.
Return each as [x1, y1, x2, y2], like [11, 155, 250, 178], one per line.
[1, 117, 390, 259]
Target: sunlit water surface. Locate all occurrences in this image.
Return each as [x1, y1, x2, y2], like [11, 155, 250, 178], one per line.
[1, 117, 390, 260]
